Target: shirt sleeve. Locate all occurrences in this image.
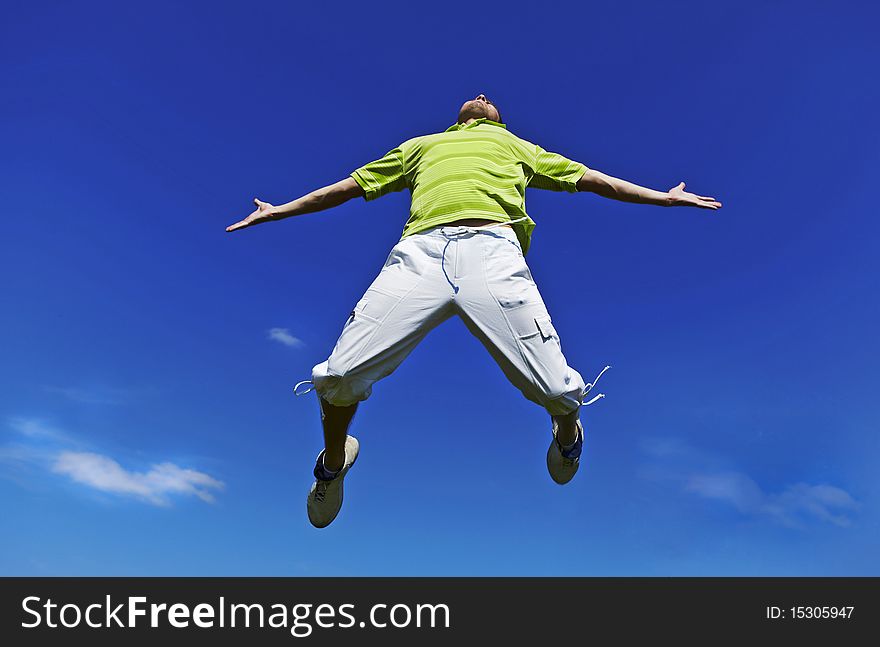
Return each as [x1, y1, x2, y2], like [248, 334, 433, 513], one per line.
[526, 145, 588, 192]
[350, 146, 408, 201]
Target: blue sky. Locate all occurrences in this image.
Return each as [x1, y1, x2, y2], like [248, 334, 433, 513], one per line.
[2, 0, 878, 575]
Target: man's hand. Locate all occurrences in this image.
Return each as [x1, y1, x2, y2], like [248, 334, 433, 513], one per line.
[225, 179, 365, 233]
[226, 198, 276, 232]
[666, 182, 722, 210]
[576, 170, 722, 209]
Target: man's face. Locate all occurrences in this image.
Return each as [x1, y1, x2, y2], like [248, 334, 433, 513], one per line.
[458, 94, 501, 123]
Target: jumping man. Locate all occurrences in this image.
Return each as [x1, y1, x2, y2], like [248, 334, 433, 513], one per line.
[226, 94, 722, 528]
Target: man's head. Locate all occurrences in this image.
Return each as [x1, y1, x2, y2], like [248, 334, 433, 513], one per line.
[457, 94, 503, 124]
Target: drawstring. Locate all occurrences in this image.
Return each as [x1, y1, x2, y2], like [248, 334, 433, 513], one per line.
[439, 216, 530, 294]
[440, 237, 458, 294]
[296, 366, 612, 404]
[296, 220, 603, 409]
[581, 365, 611, 406]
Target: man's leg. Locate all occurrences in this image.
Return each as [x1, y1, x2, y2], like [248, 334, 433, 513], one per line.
[453, 227, 587, 481]
[307, 230, 454, 526]
[551, 408, 579, 447]
[311, 238, 454, 415]
[454, 228, 586, 414]
[320, 397, 357, 472]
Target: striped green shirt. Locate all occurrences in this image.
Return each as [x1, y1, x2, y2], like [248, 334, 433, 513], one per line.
[350, 118, 588, 254]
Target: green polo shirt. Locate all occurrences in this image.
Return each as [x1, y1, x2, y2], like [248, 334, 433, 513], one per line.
[350, 118, 588, 254]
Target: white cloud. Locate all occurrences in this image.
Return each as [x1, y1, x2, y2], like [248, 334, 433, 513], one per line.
[8, 417, 68, 442]
[43, 386, 139, 405]
[268, 328, 303, 348]
[684, 471, 765, 514]
[641, 436, 860, 528]
[0, 443, 50, 466]
[639, 436, 700, 460]
[765, 483, 860, 528]
[4, 417, 224, 507]
[52, 451, 224, 506]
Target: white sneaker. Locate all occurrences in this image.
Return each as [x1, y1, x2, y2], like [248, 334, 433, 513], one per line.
[546, 419, 584, 485]
[307, 435, 359, 528]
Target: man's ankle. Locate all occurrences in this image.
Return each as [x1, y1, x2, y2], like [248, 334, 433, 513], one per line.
[554, 422, 578, 448]
[322, 453, 344, 474]
[552, 410, 580, 444]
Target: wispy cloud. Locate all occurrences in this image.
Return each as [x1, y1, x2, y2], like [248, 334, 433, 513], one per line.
[53, 452, 224, 506]
[8, 417, 69, 442]
[684, 471, 765, 514]
[764, 482, 860, 528]
[640, 437, 860, 528]
[268, 327, 303, 348]
[0, 443, 52, 467]
[3, 417, 224, 507]
[44, 385, 146, 405]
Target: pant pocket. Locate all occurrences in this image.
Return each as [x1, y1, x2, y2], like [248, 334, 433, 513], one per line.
[507, 311, 558, 344]
[327, 284, 413, 377]
[505, 309, 572, 402]
[327, 298, 381, 376]
[534, 314, 561, 346]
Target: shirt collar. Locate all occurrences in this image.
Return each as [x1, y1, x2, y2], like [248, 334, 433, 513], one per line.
[445, 117, 508, 132]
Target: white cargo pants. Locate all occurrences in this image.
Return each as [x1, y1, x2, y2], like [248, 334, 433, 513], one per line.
[311, 224, 586, 415]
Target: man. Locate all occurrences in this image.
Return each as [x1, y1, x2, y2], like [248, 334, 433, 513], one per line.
[227, 94, 721, 528]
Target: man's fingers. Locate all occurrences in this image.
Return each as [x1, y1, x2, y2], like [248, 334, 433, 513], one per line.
[671, 183, 721, 209]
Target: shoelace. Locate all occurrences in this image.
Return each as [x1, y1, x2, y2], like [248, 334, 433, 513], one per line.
[312, 453, 340, 502]
[314, 480, 329, 502]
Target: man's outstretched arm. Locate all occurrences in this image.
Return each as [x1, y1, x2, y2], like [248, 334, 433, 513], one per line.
[576, 169, 722, 210]
[226, 177, 365, 232]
